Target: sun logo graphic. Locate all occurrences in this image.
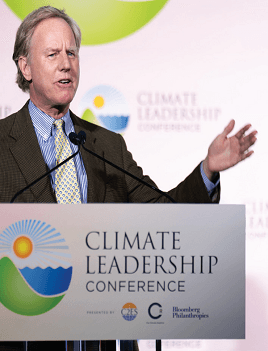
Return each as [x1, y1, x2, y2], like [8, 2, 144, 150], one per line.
[4, 0, 169, 45]
[78, 85, 129, 134]
[0, 220, 72, 316]
[121, 302, 138, 321]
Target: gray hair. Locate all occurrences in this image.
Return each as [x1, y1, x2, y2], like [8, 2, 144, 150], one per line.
[12, 6, 81, 92]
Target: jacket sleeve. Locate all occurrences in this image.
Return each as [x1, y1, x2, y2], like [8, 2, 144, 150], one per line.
[118, 134, 220, 204]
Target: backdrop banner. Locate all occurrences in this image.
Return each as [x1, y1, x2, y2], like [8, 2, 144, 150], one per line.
[0, 204, 245, 341]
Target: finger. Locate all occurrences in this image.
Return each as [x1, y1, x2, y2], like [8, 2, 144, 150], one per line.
[239, 131, 257, 152]
[241, 150, 254, 161]
[222, 119, 235, 137]
[235, 124, 252, 139]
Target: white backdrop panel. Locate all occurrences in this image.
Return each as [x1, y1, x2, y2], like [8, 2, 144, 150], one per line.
[0, 0, 267, 350]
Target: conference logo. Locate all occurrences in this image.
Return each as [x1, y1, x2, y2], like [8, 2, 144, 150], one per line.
[136, 91, 222, 133]
[78, 85, 130, 134]
[121, 302, 138, 321]
[0, 220, 72, 316]
[4, 0, 169, 45]
[0, 105, 11, 120]
[246, 199, 268, 239]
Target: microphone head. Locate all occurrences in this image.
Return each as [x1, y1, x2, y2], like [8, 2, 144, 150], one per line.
[69, 131, 87, 145]
[69, 132, 80, 145]
[78, 130, 86, 145]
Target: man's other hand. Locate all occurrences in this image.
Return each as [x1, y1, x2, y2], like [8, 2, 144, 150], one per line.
[203, 120, 257, 181]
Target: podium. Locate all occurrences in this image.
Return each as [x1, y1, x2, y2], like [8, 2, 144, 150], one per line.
[0, 204, 245, 344]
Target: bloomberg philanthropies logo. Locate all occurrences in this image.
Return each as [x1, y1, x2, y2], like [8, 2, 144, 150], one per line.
[0, 220, 72, 316]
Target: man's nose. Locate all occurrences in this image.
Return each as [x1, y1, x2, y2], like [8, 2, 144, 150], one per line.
[59, 53, 71, 71]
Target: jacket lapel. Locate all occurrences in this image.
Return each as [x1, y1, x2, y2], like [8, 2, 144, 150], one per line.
[9, 103, 106, 203]
[9, 102, 56, 203]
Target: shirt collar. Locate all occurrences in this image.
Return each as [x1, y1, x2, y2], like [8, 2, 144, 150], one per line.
[28, 100, 72, 141]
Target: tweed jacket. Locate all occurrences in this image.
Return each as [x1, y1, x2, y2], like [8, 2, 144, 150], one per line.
[0, 101, 219, 204]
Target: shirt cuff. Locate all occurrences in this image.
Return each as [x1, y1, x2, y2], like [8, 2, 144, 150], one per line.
[200, 162, 220, 195]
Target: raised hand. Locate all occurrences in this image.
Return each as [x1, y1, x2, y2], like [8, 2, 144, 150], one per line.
[203, 120, 257, 181]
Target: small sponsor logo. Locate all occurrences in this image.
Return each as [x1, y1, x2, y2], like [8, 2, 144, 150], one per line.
[121, 302, 138, 321]
[148, 302, 162, 319]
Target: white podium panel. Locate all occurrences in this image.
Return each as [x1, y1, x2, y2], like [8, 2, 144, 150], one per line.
[0, 204, 245, 340]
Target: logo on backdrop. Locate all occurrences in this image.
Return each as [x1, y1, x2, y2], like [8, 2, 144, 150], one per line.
[246, 199, 268, 239]
[148, 302, 162, 319]
[5, 0, 169, 45]
[121, 302, 138, 321]
[0, 105, 11, 120]
[137, 91, 221, 133]
[78, 85, 130, 134]
[0, 220, 72, 316]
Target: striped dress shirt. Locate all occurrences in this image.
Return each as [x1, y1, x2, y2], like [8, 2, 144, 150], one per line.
[28, 100, 88, 203]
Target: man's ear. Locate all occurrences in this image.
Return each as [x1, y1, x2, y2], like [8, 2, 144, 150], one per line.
[18, 56, 32, 81]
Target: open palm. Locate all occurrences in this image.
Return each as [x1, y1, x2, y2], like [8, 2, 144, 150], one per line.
[203, 120, 257, 179]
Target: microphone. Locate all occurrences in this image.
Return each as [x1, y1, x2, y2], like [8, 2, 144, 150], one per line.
[10, 135, 83, 203]
[69, 131, 86, 146]
[70, 131, 176, 203]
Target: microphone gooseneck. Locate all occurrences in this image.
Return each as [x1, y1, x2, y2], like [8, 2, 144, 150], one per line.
[10, 134, 83, 203]
[11, 130, 176, 204]
[69, 131, 176, 203]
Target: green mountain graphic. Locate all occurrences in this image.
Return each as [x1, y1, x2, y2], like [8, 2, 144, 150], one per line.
[4, 0, 169, 45]
[0, 257, 65, 316]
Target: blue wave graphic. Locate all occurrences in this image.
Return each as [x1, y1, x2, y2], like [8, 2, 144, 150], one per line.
[19, 266, 72, 296]
[98, 115, 129, 132]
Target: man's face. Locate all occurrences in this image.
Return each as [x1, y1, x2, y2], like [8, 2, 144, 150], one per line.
[21, 17, 80, 117]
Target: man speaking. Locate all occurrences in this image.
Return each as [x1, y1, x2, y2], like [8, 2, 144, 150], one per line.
[0, 5, 256, 351]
